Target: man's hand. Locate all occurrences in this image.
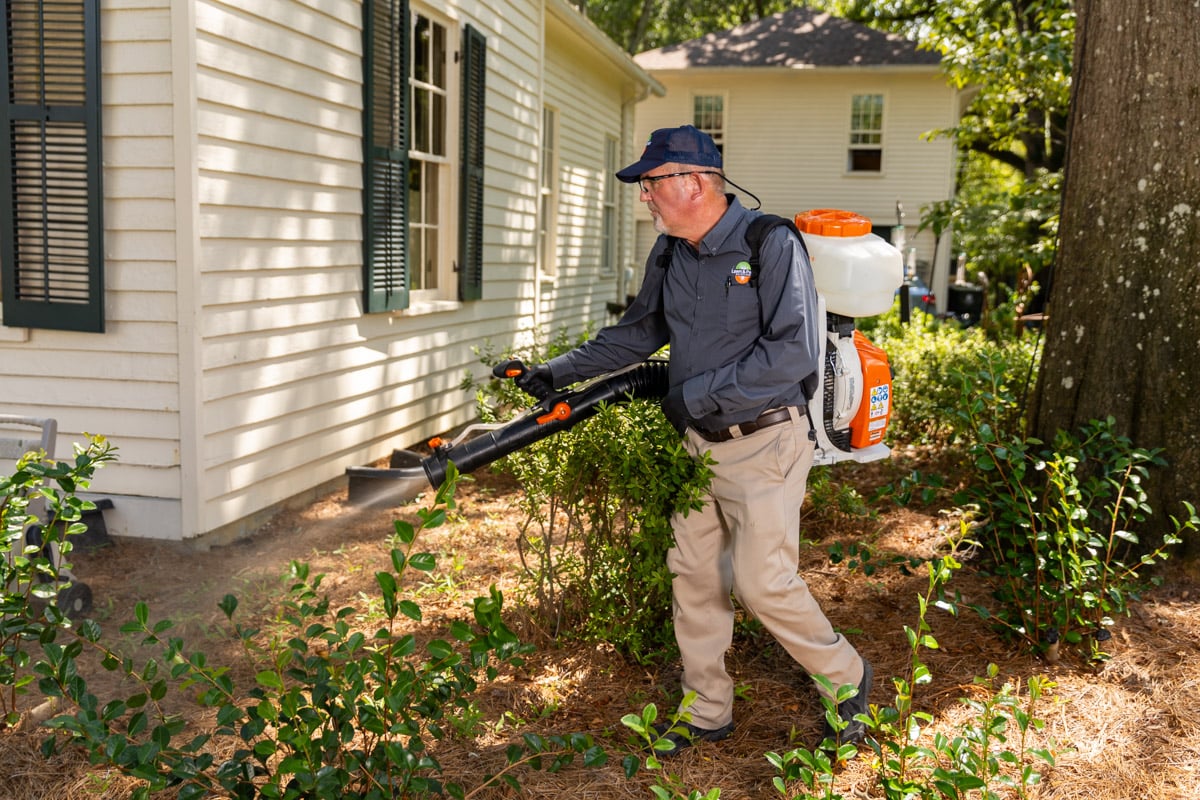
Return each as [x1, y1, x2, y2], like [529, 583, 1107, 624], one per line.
[492, 360, 556, 400]
[661, 384, 690, 435]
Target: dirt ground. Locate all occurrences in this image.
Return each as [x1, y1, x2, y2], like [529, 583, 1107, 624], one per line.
[3, 454, 1200, 800]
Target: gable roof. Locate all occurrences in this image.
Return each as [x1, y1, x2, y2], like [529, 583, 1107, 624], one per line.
[634, 7, 941, 70]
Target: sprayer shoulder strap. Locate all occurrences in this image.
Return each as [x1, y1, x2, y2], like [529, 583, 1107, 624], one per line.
[744, 214, 808, 285]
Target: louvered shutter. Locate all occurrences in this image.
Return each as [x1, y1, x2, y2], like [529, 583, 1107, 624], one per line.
[457, 25, 485, 302]
[1, 0, 105, 332]
[362, 0, 409, 312]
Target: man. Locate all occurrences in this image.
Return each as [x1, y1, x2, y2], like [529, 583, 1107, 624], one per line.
[504, 125, 871, 753]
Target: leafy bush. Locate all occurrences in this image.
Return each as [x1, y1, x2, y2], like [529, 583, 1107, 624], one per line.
[862, 308, 1040, 448]
[957, 410, 1196, 658]
[1, 435, 115, 727]
[467, 340, 711, 664]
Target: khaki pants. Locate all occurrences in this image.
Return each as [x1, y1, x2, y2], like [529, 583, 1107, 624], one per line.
[670, 410, 864, 729]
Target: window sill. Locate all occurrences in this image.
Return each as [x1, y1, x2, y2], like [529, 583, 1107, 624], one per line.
[401, 298, 463, 316]
[844, 170, 885, 178]
[0, 324, 30, 343]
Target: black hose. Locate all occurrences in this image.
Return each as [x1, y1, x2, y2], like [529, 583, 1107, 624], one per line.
[423, 360, 669, 488]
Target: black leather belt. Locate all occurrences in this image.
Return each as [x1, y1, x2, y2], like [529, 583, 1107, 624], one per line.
[695, 406, 800, 443]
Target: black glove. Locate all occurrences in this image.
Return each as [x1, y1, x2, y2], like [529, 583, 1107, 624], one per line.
[660, 384, 690, 435]
[515, 364, 556, 400]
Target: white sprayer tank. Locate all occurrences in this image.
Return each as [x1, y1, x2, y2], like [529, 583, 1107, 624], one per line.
[795, 209, 903, 318]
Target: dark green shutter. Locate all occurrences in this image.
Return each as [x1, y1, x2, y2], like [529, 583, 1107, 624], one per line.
[457, 25, 485, 302]
[362, 0, 409, 312]
[1, 0, 105, 332]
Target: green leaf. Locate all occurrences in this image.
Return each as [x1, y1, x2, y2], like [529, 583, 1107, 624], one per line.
[398, 600, 422, 621]
[409, 552, 437, 572]
[393, 520, 416, 545]
[255, 670, 283, 689]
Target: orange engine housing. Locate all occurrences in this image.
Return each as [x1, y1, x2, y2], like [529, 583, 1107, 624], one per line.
[849, 330, 893, 448]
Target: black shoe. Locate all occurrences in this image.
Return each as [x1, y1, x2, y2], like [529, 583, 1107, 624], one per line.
[820, 657, 872, 748]
[650, 719, 734, 755]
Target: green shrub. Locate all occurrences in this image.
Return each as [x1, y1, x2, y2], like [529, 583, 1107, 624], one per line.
[862, 308, 1040, 448]
[952, 346, 1195, 651]
[769, 535, 1061, 800]
[467, 340, 711, 664]
[957, 411, 1196, 657]
[1, 435, 115, 727]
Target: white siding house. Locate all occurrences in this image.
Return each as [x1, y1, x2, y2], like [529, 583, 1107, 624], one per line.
[0, 0, 660, 542]
[630, 8, 962, 299]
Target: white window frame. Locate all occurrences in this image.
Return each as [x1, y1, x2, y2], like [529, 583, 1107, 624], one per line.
[407, 6, 460, 306]
[692, 93, 726, 157]
[538, 106, 559, 278]
[600, 135, 618, 278]
[848, 93, 884, 174]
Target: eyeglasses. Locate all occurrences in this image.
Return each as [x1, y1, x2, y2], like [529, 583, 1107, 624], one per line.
[637, 170, 722, 193]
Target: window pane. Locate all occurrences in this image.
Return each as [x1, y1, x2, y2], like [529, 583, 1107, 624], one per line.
[408, 159, 424, 224]
[405, 13, 448, 295]
[412, 86, 427, 152]
[410, 225, 425, 290]
[432, 92, 445, 156]
[849, 149, 882, 172]
[432, 22, 446, 87]
[413, 86, 429, 152]
[414, 16, 430, 84]
[693, 95, 723, 129]
[424, 203, 438, 290]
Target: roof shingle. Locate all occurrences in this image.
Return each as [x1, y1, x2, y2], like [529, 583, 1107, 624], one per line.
[633, 7, 940, 70]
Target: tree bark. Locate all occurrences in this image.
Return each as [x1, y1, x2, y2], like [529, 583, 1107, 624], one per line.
[1031, 1, 1200, 554]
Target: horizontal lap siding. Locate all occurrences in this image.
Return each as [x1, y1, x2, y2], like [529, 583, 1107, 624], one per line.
[193, 0, 368, 532]
[194, 0, 546, 536]
[470, 0, 540, 334]
[0, 0, 183, 513]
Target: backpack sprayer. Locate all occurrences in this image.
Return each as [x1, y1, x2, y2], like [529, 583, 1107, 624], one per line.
[796, 208, 902, 465]
[346, 208, 902, 507]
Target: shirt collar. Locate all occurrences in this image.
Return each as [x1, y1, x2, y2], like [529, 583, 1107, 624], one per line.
[698, 194, 748, 256]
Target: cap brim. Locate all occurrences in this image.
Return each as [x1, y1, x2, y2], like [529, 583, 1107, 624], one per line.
[615, 158, 661, 183]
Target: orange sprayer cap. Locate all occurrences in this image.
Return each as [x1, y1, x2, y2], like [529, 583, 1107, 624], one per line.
[794, 209, 873, 237]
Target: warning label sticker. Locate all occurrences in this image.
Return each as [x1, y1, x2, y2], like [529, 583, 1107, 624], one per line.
[869, 385, 890, 419]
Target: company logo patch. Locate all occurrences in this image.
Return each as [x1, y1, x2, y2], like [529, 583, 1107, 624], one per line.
[731, 261, 753, 285]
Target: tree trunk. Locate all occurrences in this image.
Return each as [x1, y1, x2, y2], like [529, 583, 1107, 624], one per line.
[1030, 1, 1200, 555]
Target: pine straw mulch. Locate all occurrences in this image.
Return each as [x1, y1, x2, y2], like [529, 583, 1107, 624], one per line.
[2, 462, 1199, 800]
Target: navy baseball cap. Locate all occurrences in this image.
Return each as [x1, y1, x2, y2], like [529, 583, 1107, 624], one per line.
[616, 125, 722, 183]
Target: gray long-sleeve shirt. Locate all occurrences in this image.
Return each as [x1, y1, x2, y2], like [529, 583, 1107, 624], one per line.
[547, 196, 821, 433]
